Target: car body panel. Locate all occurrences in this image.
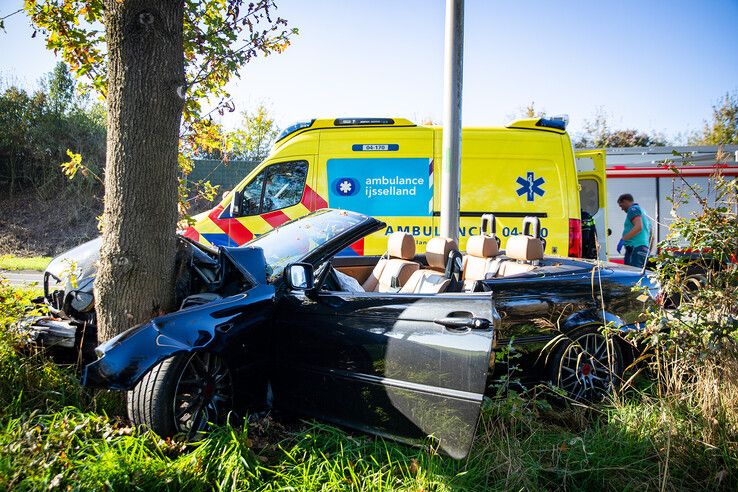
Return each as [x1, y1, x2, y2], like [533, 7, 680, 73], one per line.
[273, 290, 498, 459]
[83, 282, 276, 390]
[481, 263, 654, 380]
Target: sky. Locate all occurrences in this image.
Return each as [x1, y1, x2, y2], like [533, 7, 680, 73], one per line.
[1, 0, 737, 141]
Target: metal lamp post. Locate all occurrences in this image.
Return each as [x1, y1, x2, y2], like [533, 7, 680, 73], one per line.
[439, 0, 465, 242]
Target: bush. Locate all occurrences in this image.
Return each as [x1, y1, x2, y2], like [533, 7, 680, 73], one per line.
[0, 63, 105, 201]
[635, 160, 738, 486]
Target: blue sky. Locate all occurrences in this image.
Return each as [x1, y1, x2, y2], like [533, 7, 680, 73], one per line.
[1, 0, 736, 140]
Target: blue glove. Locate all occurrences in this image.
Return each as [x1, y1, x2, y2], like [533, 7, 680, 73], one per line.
[616, 239, 625, 254]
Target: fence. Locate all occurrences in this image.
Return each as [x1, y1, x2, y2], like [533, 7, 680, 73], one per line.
[185, 159, 260, 191]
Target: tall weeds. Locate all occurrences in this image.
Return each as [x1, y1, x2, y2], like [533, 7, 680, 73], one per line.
[634, 155, 738, 486]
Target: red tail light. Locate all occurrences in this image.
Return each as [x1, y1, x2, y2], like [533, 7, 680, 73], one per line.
[568, 218, 582, 257]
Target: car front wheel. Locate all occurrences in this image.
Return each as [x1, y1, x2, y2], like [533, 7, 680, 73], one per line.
[548, 326, 623, 402]
[127, 352, 233, 437]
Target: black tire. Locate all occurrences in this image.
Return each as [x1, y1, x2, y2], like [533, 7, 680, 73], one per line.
[127, 352, 233, 437]
[665, 273, 707, 308]
[681, 274, 706, 302]
[547, 326, 623, 402]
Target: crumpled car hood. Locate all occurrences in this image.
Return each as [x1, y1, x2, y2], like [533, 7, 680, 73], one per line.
[45, 237, 101, 291]
[44, 236, 270, 298]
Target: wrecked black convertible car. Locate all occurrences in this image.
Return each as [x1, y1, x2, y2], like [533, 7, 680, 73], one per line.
[31, 209, 657, 459]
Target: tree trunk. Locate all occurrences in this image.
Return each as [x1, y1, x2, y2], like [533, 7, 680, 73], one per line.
[95, 0, 185, 342]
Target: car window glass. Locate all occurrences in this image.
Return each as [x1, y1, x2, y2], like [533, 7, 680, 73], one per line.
[261, 161, 308, 213]
[240, 171, 265, 216]
[579, 179, 599, 216]
[247, 209, 365, 281]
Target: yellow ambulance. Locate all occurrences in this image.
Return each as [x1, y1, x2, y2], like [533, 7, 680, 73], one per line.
[183, 117, 606, 258]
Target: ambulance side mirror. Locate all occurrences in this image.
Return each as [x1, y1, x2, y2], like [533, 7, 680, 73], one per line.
[230, 189, 244, 217]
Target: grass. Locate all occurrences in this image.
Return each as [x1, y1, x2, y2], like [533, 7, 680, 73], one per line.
[0, 281, 736, 491]
[0, 255, 51, 272]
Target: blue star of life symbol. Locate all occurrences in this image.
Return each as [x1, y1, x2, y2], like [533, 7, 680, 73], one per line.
[516, 172, 545, 202]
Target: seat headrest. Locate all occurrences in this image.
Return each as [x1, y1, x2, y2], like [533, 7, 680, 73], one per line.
[387, 232, 415, 260]
[506, 235, 544, 261]
[466, 235, 499, 258]
[522, 216, 541, 238]
[426, 237, 458, 270]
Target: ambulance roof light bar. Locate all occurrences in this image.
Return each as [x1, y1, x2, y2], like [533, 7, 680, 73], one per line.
[551, 114, 569, 127]
[506, 117, 567, 133]
[276, 119, 315, 143]
[536, 115, 569, 130]
[334, 118, 396, 126]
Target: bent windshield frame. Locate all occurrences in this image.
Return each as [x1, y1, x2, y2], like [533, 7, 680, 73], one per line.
[245, 209, 367, 280]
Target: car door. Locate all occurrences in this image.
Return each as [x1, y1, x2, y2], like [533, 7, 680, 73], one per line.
[576, 149, 609, 260]
[272, 289, 499, 459]
[482, 273, 595, 382]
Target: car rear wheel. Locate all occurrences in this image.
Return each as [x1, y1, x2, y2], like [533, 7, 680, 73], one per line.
[548, 326, 623, 402]
[127, 352, 233, 437]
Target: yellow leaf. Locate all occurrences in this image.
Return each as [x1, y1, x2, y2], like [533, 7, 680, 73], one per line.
[60, 150, 83, 180]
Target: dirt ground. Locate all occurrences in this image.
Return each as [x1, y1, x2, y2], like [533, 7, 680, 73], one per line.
[0, 195, 101, 257]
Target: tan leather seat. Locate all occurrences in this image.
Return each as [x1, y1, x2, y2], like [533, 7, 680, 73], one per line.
[462, 235, 500, 289]
[362, 232, 419, 292]
[497, 235, 544, 277]
[401, 237, 457, 294]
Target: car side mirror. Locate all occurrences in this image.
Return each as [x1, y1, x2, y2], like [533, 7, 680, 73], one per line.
[285, 263, 315, 291]
[230, 189, 244, 217]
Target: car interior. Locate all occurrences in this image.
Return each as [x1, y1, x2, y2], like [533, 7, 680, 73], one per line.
[322, 214, 567, 295]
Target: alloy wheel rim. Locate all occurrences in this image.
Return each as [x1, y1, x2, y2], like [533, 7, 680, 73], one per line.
[172, 352, 232, 436]
[558, 332, 618, 400]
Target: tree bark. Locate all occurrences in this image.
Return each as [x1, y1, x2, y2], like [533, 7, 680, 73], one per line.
[95, 1, 185, 342]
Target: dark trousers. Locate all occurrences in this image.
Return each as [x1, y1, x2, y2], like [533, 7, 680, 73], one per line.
[624, 245, 649, 268]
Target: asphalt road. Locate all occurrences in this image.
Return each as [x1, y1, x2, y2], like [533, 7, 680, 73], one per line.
[1, 270, 44, 287]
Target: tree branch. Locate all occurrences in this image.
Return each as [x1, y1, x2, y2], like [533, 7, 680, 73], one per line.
[0, 8, 23, 21]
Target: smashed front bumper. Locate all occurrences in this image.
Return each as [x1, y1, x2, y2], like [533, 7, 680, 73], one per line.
[17, 316, 78, 349]
[82, 323, 164, 390]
